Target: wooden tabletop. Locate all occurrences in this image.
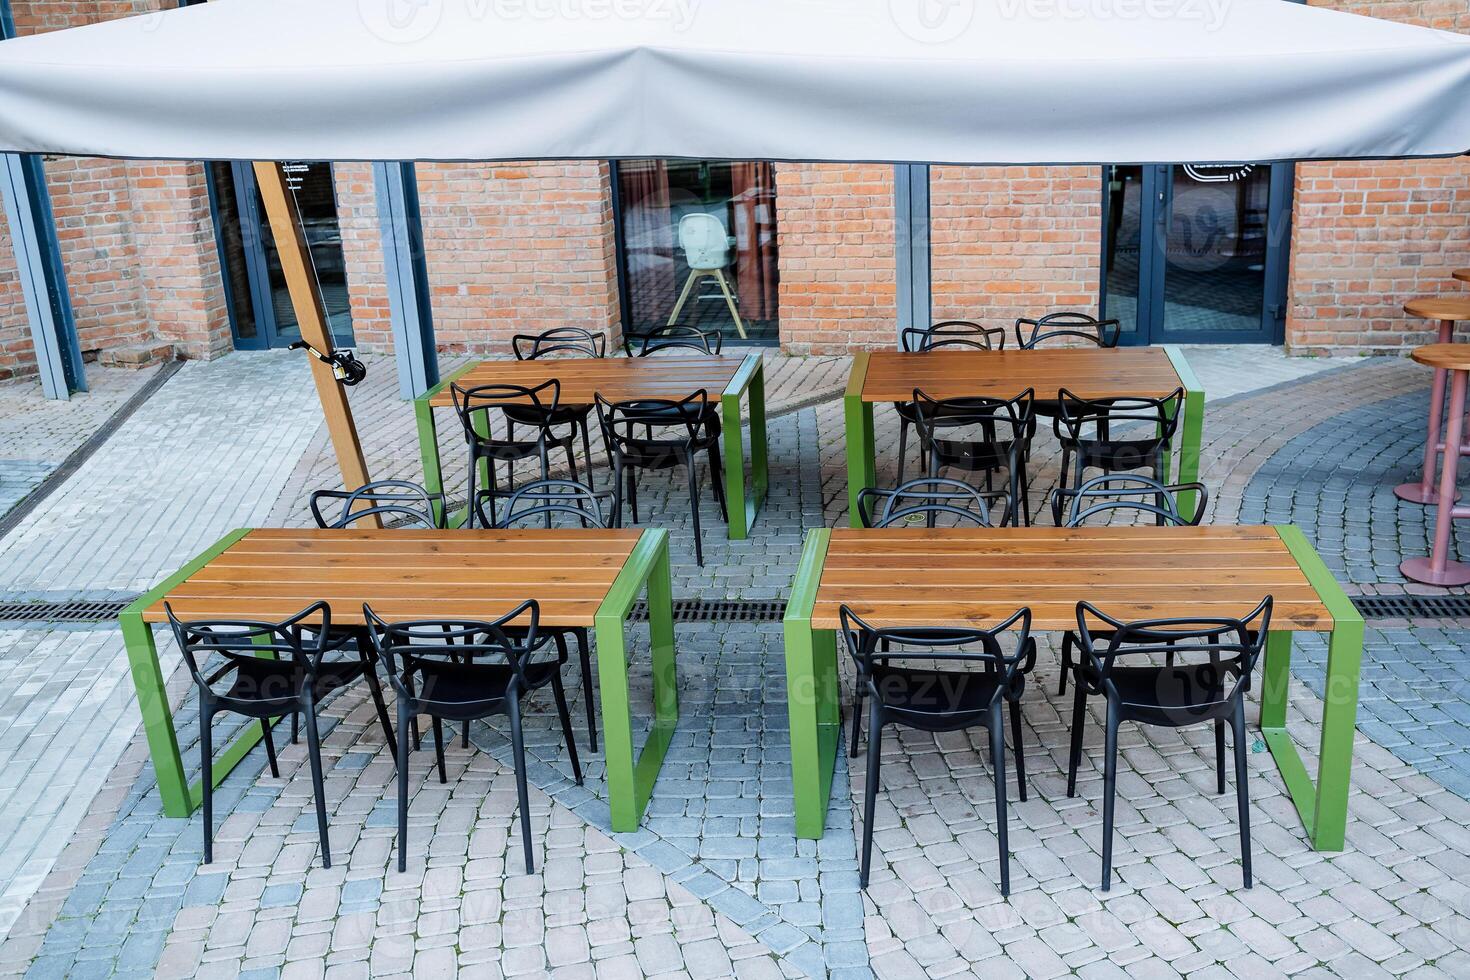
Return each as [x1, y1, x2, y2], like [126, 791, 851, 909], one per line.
[427, 356, 748, 407]
[858, 348, 1184, 403]
[810, 526, 1331, 632]
[1405, 297, 1470, 322]
[142, 528, 644, 627]
[1453, 269, 1470, 284]
[1411, 343, 1470, 372]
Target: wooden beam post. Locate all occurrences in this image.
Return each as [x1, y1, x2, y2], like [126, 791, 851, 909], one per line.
[253, 161, 373, 494]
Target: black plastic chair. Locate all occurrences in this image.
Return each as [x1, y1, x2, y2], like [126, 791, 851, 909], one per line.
[508, 328, 605, 490]
[1052, 387, 1184, 523]
[1015, 312, 1122, 350]
[637, 324, 723, 356]
[894, 321, 1005, 486]
[310, 480, 445, 530]
[487, 479, 605, 752]
[166, 601, 393, 868]
[1066, 598, 1272, 891]
[912, 388, 1034, 526]
[840, 605, 1036, 895]
[364, 600, 583, 875]
[1052, 475, 1210, 696]
[596, 391, 728, 566]
[857, 476, 1001, 529]
[451, 380, 580, 528]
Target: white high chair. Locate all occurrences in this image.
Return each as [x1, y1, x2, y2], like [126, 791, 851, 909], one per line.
[666, 212, 746, 339]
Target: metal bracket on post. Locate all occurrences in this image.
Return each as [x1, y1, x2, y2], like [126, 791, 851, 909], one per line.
[895, 163, 932, 343]
[374, 162, 439, 399]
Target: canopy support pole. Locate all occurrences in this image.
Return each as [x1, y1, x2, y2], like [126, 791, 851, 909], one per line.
[895, 164, 931, 343]
[253, 161, 372, 493]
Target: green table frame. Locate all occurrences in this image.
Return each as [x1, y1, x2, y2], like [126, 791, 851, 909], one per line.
[784, 524, 1365, 851]
[843, 344, 1206, 526]
[414, 355, 769, 538]
[120, 528, 679, 831]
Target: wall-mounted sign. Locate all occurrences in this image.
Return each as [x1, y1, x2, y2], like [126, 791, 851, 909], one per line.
[1182, 163, 1256, 183]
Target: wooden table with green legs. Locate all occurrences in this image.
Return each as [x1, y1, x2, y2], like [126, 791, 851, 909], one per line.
[120, 527, 678, 832]
[784, 524, 1364, 851]
[414, 355, 769, 537]
[843, 345, 1206, 525]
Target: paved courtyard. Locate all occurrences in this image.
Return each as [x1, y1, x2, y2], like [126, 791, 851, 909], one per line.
[2, 345, 1470, 978]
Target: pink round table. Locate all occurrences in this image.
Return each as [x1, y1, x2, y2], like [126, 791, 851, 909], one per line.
[1401, 343, 1470, 586]
[1395, 297, 1470, 505]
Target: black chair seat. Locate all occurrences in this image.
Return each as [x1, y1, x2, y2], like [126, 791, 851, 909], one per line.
[869, 663, 1007, 729]
[1074, 658, 1239, 726]
[408, 658, 559, 721]
[221, 657, 302, 713]
[1075, 438, 1161, 471]
[502, 403, 590, 428]
[929, 438, 1014, 473]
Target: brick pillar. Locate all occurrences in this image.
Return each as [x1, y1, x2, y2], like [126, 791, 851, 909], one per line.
[775, 163, 897, 354]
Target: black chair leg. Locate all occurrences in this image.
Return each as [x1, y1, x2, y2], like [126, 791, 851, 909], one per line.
[1009, 697, 1027, 803]
[896, 420, 908, 487]
[628, 468, 640, 524]
[432, 717, 448, 784]
[303, 700, 331, 869]
[1058, 632, 1072, 696]
[849, 688, 865, 758]
[1232, 699, 1253, 888]
[608, 458, 625, 528]
[1215, 718, 1227, 795]
[573, 629, 598, 753]
[550, 670, 584, 785]
[579, 417, 596, 491]
[686, 459, 705, 567]
[1101, 706, 1120, 891]
[361, 661, 396, 750]
[1066, 682, 1087, 798]
[201, 707, 214, 864]
[291, 711, 299, 745]
[260, 718, 280, 778]
[990, 703, 1010, 897]
[859, 699, 882, 889]
[396, 700, 410, 873]
[506, 695, 535, 875]
[708, 444, 729, 523]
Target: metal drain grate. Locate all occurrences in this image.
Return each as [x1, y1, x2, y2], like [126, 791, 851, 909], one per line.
[0, 598, 135, 623]
[629, 598, 787, 623]
[1352, 594, 1470, 620]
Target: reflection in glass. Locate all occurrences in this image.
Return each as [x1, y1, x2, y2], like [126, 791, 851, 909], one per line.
[1160, 165, 1268, 334]
[208, 163, 257, 341]
[616, 160, 779, 346]
[261, 163, 354, 345]
[1103, 165, 1144, 336]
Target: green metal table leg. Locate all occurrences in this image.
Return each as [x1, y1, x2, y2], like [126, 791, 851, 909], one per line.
[786, 529, 839, 839]
[844, 353, 875, 529]
[594, 529, 678, 832]
[721, 354, 769, 540]
[414, 363, 475, 528]
[119, 528, 254, 818]
[1164, 346, 1206, 521]
[1263, 525, 1366, 851]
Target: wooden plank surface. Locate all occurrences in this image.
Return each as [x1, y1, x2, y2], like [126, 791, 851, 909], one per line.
[859, 347, 1184, 403]
[142, 528, 643, 628]
[426, 356, 746, 407]
[811, 526, 1332, 632]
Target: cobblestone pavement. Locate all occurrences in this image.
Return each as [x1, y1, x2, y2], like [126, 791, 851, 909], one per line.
[0, 367, 158, 519]
[5, 345, 1470, 979]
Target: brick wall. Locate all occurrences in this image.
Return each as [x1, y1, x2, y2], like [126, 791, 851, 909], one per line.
[774, 164, 897, 354]
[931, 166, 1101, 335]
[1285, 0, 1470, 354]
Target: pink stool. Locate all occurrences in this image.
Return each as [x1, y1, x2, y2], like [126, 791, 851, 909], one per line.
[1401, 343, 1470, 586]
[1394, 297, 1470, 504]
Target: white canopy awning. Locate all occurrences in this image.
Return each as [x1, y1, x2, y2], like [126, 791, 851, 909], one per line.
[1, 0, 1469, 164]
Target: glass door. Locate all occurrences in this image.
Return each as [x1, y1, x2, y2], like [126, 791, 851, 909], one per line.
[1103, 163, 1288, 345]
[208, 161, 355, 350]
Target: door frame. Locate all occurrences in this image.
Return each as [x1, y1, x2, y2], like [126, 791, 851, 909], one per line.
[1101, 163, 1291, 346]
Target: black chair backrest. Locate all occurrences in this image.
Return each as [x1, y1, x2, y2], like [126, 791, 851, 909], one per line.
[310, 480, 444, 529]
[165, 601, 332, 700]
[637, 324, 723, 356]
[487, 479, 607, 530]
[1074, 597, 1273, 713]
[1056, 474, 1208, 527]
[595, 390, 713, 450]
[1053, 386, 1184, 449]
[512, 327, 606, 361]
[838, 605, 1036, 707]
[1016, 312, 1122, 350]
[363, 601, 540, 707]
[451, 380, 561, 444]
[857, 477, 998, 529]
[912, 388, 1034, 458]
[901, 320, 1006, 353]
